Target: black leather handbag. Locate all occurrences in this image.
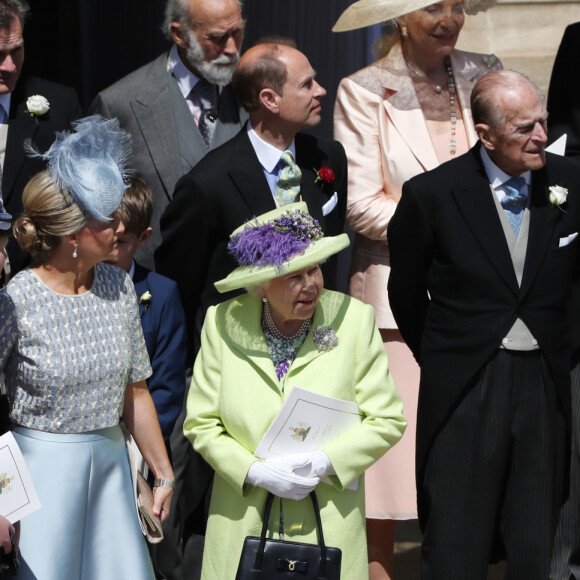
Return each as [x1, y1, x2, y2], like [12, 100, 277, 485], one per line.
[235, 491, 342, 579]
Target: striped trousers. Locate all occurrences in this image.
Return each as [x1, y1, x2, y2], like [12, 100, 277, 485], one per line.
[420, 349, 566, 580]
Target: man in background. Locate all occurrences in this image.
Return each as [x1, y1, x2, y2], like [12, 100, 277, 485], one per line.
[89, 0, 247, 271]
[0, 0, 82, 276]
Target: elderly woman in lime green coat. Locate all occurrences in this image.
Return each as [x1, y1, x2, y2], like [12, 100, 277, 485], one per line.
[184, 203, 406, 580]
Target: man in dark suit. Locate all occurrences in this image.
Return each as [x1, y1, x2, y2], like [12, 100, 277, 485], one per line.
[388, 70, 580, 579]
[156, 39, 347, 360]
[89, 0, 247, 271]
[547, 22, 580, 159]
[547, 23, 580, 580]
[0, 0, 82, 276]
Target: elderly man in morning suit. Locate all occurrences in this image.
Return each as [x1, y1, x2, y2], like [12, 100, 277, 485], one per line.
[388, 70, 580, 578]
[156, 39, 347, 362]
[89, 0, 247, 271]
[0, 0, 82, 277]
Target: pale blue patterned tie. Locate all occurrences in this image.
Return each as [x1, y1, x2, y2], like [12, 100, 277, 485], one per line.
[500, 176, 527, 236]
[274, 151, 302, 206]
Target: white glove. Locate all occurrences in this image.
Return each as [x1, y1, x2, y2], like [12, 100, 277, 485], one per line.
[265, 453, 313, 473]
[293, 450, 335, 479]
[246, 461, 320, 500]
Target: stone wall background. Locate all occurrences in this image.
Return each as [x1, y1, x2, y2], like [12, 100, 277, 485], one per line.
[457, 0, 580, 97]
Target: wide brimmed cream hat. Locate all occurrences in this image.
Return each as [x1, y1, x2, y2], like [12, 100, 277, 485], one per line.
[215, 202, 350, 294]
[332, 0, 497, 32]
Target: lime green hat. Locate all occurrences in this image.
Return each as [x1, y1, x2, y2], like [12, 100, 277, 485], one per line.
[215, 202, 350, 293]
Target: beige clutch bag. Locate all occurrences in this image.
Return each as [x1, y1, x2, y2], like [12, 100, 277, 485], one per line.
[121, 424, 164, 544]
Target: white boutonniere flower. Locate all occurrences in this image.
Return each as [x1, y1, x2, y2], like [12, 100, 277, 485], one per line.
[549, 185, 568, 213]
[26, 95, 50, 123]
[139, 290, 152, 311]
[312, 326, 338, 352]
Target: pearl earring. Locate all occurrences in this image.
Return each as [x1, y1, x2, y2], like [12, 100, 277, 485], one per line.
[262, 297, 267, 304]
[73, 243, 78, 259]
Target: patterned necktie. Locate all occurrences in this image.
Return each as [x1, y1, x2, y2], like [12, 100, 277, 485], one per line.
[274, 151, 302, 206]
[500, 176, 527, 236]
[192, 79, 218, 147]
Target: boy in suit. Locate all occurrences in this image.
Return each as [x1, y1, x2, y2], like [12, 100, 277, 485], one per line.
[108, 177, 187, 450]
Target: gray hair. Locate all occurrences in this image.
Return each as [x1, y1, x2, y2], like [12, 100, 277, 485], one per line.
[471, 69, 543, 130]
[0, 0, 29, 29]
[162, 0, 244, 40]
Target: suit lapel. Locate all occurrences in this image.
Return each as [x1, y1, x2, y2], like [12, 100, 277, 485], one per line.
[132, 263, 149, 319]
[131, 56, 189, 202]
[451, 147, 519, 293]
[295, 134, 325, 224]
[3, 81, 40, 204]
[378, 44, 440, 172]
[520, 165, 559, 297]
[212, 84, 248, 148]
[227, 130, 278, 216]
[224, 295, 280, 388]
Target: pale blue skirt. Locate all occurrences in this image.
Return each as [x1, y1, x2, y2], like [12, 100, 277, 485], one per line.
[13, 425, 155, 580]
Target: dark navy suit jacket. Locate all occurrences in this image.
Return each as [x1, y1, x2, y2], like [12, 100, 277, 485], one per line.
[132, 262, 187, 449]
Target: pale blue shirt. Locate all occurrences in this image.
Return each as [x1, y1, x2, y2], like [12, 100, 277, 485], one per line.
[480, 146, 531, 203]
[246, 121, 296, 199]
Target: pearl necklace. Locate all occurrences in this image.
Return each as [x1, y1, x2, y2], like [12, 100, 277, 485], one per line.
[405, 60, 444, 94]
[262, 299, 311, 341]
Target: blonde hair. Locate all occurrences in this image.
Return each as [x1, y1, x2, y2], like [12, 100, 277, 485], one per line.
[14, 171, 88, 257]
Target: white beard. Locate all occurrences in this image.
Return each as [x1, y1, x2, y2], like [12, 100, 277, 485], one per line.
[184, 27, 240, 86]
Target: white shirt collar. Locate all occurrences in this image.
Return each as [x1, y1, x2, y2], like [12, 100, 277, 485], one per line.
[246, 120, 296, 173]
[128, 260, 135, 280]
[167, 43, 222, 100]
[0, 93, 11, 123]
[480, 146, 531, 190]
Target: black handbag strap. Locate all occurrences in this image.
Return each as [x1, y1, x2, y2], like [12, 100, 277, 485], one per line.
[257, 492, 328, 574]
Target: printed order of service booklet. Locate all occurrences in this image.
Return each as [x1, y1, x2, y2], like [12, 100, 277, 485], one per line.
[0, 432, 41, 523]
[255, 386, 362, 489]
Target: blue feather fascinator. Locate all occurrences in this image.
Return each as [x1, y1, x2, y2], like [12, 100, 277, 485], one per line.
[26, 115, 132, 222]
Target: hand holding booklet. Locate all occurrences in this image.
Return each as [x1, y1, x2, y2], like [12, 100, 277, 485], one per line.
[0, 432, 41, 523]
[255, 387, 362, 489]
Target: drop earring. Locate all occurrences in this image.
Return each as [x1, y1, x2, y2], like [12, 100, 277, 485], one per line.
[73, 243, 78, 259]
[401, 26, 408, 39]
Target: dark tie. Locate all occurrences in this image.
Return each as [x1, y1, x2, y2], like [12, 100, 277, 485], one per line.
[192, 79, 218, 147]
[274, 151, 302, 206]
[500, 176, 527, 236]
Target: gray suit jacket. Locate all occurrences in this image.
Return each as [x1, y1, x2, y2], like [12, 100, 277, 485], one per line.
[89, 51, 248, 269]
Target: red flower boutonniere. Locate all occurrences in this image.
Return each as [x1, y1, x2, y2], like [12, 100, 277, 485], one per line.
[314, 166, 335, 188]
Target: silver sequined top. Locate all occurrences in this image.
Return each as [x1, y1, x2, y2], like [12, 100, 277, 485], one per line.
[0, 263, 152, 433]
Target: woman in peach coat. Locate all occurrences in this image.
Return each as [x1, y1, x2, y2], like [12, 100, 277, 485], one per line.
[333, 0, 501, 578]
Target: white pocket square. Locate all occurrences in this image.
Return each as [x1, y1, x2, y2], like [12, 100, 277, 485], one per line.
[322, 192, 338, 216]
[559, 232, 578, 247]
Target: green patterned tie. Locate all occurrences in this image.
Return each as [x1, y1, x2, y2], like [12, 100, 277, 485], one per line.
[274, 151, 302, 206]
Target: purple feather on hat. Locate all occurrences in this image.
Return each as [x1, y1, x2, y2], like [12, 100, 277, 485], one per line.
[228, 210, 323, 270]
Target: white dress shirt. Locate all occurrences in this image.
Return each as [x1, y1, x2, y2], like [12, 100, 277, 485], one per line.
[246, 121, 296, 200]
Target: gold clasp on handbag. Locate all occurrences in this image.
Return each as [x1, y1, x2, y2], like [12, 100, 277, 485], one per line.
[288, 560, 296, 571]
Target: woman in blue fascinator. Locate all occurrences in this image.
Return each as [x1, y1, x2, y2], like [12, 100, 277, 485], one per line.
[0, 116, 173, 579]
